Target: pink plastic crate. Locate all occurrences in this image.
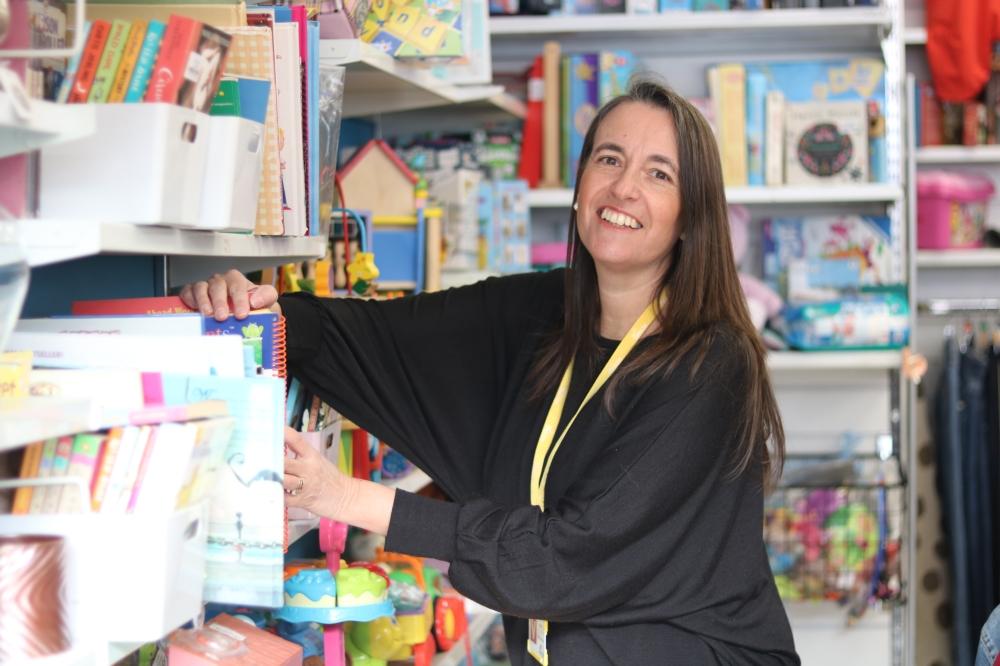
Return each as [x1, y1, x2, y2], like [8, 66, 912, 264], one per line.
[916, 170, 995, 249]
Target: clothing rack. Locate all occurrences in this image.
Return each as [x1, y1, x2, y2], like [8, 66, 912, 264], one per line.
[918, 299, 1000, 316]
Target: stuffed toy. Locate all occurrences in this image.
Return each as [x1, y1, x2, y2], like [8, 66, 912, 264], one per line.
[729, 205, 783, 331]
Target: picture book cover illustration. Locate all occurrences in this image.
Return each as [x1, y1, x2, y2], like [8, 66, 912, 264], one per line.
[362, 0, 465, 59]
[177, 24, 233, 113]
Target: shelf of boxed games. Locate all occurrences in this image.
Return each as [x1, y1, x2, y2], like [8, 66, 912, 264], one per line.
[527, 184, 905, 208]
[317, 39, 524, 119]
[489, 6, 891, 51]
[0, 91, 96, 160]
[15, 219, 328, 270]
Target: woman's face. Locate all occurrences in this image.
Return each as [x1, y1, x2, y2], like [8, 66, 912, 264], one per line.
[575, 101, 683, 281]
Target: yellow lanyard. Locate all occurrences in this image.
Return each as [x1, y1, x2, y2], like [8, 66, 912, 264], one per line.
[529, 300, 659, 511]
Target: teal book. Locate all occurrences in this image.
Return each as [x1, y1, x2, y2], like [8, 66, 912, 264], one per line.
[57, 21, 91, 103]
[123, 19, 165, 102]
[693, 0, 729, 7]
[745, 70, 767, 187]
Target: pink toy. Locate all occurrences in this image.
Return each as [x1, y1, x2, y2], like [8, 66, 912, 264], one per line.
[729, 205, 783, 330]
[917, 170, 995, 249]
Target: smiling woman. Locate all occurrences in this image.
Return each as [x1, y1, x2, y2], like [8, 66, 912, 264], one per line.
[181, 78, 799, 666]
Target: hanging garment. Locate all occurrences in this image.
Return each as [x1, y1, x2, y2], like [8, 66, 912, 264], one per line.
[926, 0, 1000, 101]
[936, 334, 974, 666]
[987, 344, 1000, 605]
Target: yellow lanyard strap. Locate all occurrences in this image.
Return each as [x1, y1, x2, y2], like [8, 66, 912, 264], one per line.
[529, 301, 659, 510]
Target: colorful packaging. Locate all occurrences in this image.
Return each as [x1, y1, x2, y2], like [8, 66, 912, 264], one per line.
[916, 170, 995, 249]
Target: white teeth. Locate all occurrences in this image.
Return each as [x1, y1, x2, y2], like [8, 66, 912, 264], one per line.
[600, 208, 642, 229]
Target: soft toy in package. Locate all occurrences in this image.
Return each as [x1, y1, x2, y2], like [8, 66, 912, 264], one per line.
[763, 215, 896, 303]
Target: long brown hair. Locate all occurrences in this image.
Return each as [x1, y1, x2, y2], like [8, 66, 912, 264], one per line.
[528, 78, 785, 487]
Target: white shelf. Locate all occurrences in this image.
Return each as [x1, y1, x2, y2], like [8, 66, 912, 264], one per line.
[288, 518, 320, 545]
[0, 93, 95, 160]
[903, 26, 927, 45]
[17, 219, 327, 268]
[916, 249, 1000, 268]
[318, 39, 506, 118]
[0, 397, 99, 452]
[490, 7, 890, 37]
[767, 350, 901, 372]
[915, 145, 1000, 164]
[382, 468, 433, 494]
[528, 184, 902, 208]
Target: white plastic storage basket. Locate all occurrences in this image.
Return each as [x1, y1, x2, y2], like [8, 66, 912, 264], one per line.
[39, 104, 209, 227]
[198, 116, 263, 232]
[0, 479, 207, 648]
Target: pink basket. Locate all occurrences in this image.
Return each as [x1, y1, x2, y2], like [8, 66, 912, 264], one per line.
[916, 170, 995, 249]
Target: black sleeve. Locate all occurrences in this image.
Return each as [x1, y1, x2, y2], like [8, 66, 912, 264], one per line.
[279, 271, 563, 499]
[384, 341, 751, 623]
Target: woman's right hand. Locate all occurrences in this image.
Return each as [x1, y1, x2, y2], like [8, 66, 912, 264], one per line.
[178, 269, 280, 321]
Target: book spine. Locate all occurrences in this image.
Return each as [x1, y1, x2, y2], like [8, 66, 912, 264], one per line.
[107, 20, 147, 103]
[126, 427, 159, 512]
[56, 22, 90, 104]
[693, 0, 728, 7]
[764, 90, 785, 186]
[717, 62, 748, 186]
[563, 54, 599, 188]
[27, 439, 58, 514]
[58, 434, 104, 513]
[67, 19, 111, 103]
[40, 436, 74, 514]
[540, 41, 562, 189]
[88, 19, 131, 103]
[919, 82, 942, 147]
[659, 0, 692, 7]
[124, 19, 166, 103]
[144, 15, 202, 104]
[745, 70, 767, 187]
[91, 428, 123, 511]
[11, 441, 44, 514]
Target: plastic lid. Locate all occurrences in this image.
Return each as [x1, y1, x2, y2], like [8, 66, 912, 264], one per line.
[916, 170, 995, 200]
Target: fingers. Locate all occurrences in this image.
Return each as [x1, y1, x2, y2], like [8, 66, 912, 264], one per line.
[190, 281, 213, 316]
[248, 284, 279, 311]
[209, 274, 238, 321]
[225, 270, 251, 319]
[178, 283, 197, 310]
[284, 426, 315, 459]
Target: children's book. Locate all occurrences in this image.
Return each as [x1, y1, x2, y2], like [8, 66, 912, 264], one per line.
[784, 100, 868, 185]
[124, 19, 166, 102]
[12, 441, 44, 514]
[58, 433, 104, 513]
[598, 50, 635, 106]
[27, 439, 58, 514]
[562, 53, 599, 187]
[158, 373, 286, 608]
[88, 19, 131, 102]
[745, 69, 767, 186]
[107, 20, 148, 102]
[145, 14, 202, 104]
[67, 19, 111, 102]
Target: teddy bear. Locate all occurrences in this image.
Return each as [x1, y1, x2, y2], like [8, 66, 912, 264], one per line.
[729, 205, 783, 331]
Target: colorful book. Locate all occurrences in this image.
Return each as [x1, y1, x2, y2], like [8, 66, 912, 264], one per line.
[27, 439, 58, 514]
[235, 76, 271, 124]
[562, 53, 599, 188]
[693, 0, 728, 7]
[71, 295, 189, 315]
[716, 62, 747, 186]
[124, 19, 166, 102]
[88, 19, 132, 102]
[784, 100, 868, 185]
[40, 436, 75, 514]
[659, 0, 692, 7]
[765, 90, 785, 186]
[12, 442, 44, 514]
[210, 78, 241, 116]
[177, 24, 233, 113]
[107, 20, 147, 103]
[145, 14, 202, 104]
[91, 427, 124, 510]
[58, 434, 104, 513]
[272, 22, 306, 237]
[57, 22, 90, 103]
[67, 19, 112, 103]
[598, 50, 635, 106]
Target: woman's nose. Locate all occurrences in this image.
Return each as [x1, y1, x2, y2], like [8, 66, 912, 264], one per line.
[610, 169, 640, 200]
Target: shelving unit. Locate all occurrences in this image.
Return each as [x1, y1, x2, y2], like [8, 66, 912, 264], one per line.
[915, 145, 1000, 164]
[0, 397, 97, 453]
[767, 350, 902, 373]
[317, 39, 513, 118]
[915, 249, 1000, 268]
[528, 184, 903, 208]
[0, 92, 95, 159]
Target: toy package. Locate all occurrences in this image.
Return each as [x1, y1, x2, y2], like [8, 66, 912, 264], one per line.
[763, 216, 897, 303]
[489, 180, 531, 274]
[362, 0, 466, 59]
[779, 292, 910, 351]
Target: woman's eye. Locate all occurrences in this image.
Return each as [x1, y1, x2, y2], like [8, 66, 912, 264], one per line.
[597, 155, 619, 166]
[651, 169, 671, 182]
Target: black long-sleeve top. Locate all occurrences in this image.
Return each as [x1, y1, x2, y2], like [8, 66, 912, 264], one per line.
[280, 269, 799, 665]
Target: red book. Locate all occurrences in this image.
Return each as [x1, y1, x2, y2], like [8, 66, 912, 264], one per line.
[919, 82, 942, 147]
[963, 102, 985, 146]
[67, 20, 111, 103]
[144, 14, 202, 104]
[518, 56, 544, 188]
[71, 296, 192, 315]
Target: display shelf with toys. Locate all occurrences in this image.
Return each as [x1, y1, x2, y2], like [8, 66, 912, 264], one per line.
[318, 39, 510, 118]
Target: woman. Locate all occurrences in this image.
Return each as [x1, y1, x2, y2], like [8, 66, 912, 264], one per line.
[182, 79, 799, 664]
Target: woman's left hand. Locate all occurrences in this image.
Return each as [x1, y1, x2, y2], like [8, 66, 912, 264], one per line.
[283, 426, 357, 521]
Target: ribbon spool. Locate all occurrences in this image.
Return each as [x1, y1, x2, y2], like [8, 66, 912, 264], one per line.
[0, 535, 71, 661]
